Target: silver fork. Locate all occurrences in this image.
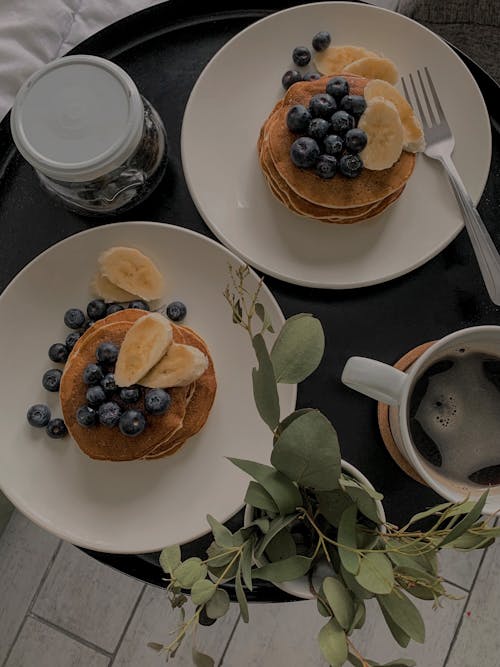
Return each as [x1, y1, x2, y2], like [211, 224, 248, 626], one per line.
[401, 67, 500, 305]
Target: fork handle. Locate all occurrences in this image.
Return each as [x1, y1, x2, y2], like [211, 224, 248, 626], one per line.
[439, 154, 500, 306]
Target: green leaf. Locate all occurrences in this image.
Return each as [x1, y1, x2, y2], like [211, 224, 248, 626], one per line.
[322, 577, 355, 631]
[317, 597, 331, 617]
[351, 599, 366, 632]
[441, 532, 494, 550]
[159, 545, 181, 575]
[377, 590, 426, 643]
[255, 302, 274, 333]
[172, 558, 207, 589]
[244, 481, 279, 513]
[255, 514, 298, 560]
[147, 642, 164, 652]
[241, 539, 254, 591]
[387, 549, 433, 575]
[252, 333, 280, 430]
[318, 490, 353, 528]
[265, 529, 297, 562]
[439, 491, 488, 547]
[271, 410, 341, 491]
[338, 505, 360, 575]
[402, 501, 454, 528]
[253, 517, 270, 533]
[347, 654, 364, 667]
[192, 647, 215, 667]
[344, 484, 383, 524]
[207, 561, 238, 581]
[206, 515, 235, 548]
[206, 542, 234, 567]
[191, 579, 216, 605]
[355, 553, 394, 595]
[340, 564, 375, 600]
[228, 458, 302, 515]
[318, 618, 348, 667]
[206, 588, 230, 619]
[379, 604, 411, 648]
[273, 408, 316, 444]
[254, 555, 311, 583]
[235, 566, 249, 623]
[379, 661, 416, 667]
[271, 313, 325, 383]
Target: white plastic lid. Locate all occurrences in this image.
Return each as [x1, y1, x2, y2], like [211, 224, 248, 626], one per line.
[10, 55, 144, 182]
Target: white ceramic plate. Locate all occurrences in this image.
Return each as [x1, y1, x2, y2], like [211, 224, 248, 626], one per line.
[0, 222, 296, 553]
[181, 1, 491, 288]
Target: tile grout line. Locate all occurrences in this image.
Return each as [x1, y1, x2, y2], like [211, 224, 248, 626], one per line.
[217, 613, 241, 666]
[108, 583, 147, 665]
[28, 612, 113, 659]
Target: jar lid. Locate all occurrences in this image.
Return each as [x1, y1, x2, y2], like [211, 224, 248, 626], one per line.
[10, 55, 144, 182]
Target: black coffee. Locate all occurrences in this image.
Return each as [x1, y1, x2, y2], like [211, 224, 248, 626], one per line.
[408, 350, 500, 486]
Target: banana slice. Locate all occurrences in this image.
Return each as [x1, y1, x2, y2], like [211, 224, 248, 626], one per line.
[364, 79, 425, 152]
[115, 313, 173, 387]
[314, 45, 378, 76]
[343, 56, 399, 84]
[140, 343, 209, 388]
[358, 97, 404, 170]
[98, 247, 164, 302]
[91, 272, 139, 303]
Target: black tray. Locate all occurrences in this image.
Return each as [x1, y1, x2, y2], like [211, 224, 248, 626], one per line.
[1, 0, 499, 601]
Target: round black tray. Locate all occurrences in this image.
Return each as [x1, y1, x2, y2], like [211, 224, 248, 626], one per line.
[1, 0, 499, 601]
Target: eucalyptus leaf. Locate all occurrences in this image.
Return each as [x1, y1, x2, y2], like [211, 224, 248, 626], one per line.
[355, 553, 394, 595]
[159, 545, 181, 575]
[147, 642, 164, 652]
[255, 302, 274, 333]
[379, 604, 411, 648]
[345, 485, 382, 524]
[318, 618, 348, 667]
[439, 491, 488, 547]
[340, 564, 375, 600]
[318, 490, 353, 528]
[191, 579, 216, 605]
[340, 477, 384, 502]
[349, 600, 366, 633]
[254, 517, 271, 533]
[323, 576, 355, 630]
[235, 567, 249, 623]
[402, 501, 453, 529]
[173, 558, 207, 589]
[254, 555, 311, 583]
[206, 515, 235, 548]
[241, 539, 254, 591]
[347, 654, 364, 667]
[192, 647, 215, 667]
[317, 597, 331, 617]
[271, 410, 341, 491]
[338, 504, 360, 574]
[377, 590, 426, 643]
[207, 561, 238, 581]
[244, 481, 278, 513]
[271, 313, 325, 383]
[252, 333, 280, 430]
[265, 528, 297, 562]
[387, 549, 433, 575]
[255, 514, 299, 560]
[206, 542, 235, 567]
[273, 408, 316, 444]
[441, 533, 494, 550]
[206, 589, 230, 619]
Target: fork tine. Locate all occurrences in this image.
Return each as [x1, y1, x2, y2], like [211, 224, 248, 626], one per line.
[409, 73, 429, 129]
[400, 76, 411, 105]
[417, 69, 436, 126]
[424, 66, 445, 123]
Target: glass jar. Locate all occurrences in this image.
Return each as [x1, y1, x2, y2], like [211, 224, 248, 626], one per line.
[10, 55, 167, 216]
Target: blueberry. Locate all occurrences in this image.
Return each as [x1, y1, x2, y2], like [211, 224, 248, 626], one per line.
[86, 299, 107, 320]
[315, 154, 337, 179]
[119, 410, 146, 437]
[106, 304, 124, 316]
[312, 31, 331, 52]
[340, 95, 367, 117]
[166, 301, 187, 322]
[96, 342, 119, 365]
[308, 118, 330, 141]
[86, 385, 107, 407]
[128, 300, 150, 311]
[27, 404, 51, 428]
[98, 401, 121, 427]
[64, 308, 85, 330]
[101, 373, 117, 394]
[339, 153, 363, 178]
[282, 70, 302, 90]
[286, 105, 311, 133]
[144, 389, 171, 415]
[309, 93, 337, 119]
[48, 343, 69, 363]
[290, 137, 320, 169]
[76, 405, 98, 427]
[345, 128, 368, 153]
[292, 46, 311, 67]
[42, 369, 62, 392]
[83, 363, 104, 385]
[65, 332, 81, 352]
[46, 418, 67, 439]
[326, 76, 349, 100]
[324, 134, 344, 156]
[82, 319, 95, 332]
[119, 386, 142, 404]
[303, 72, 321, 81]
[330, 110, 355, 134]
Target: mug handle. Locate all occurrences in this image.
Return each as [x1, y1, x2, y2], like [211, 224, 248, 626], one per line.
[341, 357, 408, 405]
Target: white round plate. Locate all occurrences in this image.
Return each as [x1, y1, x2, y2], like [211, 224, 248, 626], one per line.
[181, 1, 491, 289]
[0, 222, 295, 553]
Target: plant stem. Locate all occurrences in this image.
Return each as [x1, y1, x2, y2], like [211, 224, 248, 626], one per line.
[347, 638, 371, 667]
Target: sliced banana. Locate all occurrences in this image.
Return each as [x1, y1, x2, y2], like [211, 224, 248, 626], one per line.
[364, 79, 425, 152]
[91, 272, 139, 303]
[98, 247, 164, 302]
[314, 45, 378, 76]
[140, 343, 209, 388]
[115, 313, 173, 387]
[343, 56, 399, 84]
[358, 97, 404, 170]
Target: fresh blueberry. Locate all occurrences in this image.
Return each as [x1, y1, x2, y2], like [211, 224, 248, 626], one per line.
[42, 369, 62, 392]
[83, 363, 104, 385]
[65, 332, 81, 351]
[326, 76, 349, 100]
[86, 299, 107, 320]
[282, 70, 302, 90]
[48, 343, 69, 363]
[339, 153, 363, 178]
[96, 342, 119, 365]
[330, 110, 355, 134]
[119, 386, 142, 404]
[76, 405, 98, 427]
[101, 373, 117, 394]
[292, 46, 311, 67]
[106, 303, 124, 316]
[345, 128, 368, 153]
[46, 418, 67, 439]
[340, 95, 367, 117]
[27, 404, 51, 428]
[144, 388, 171, 415]
[128, 300, 150, 311]
[86, 385, 107, 407]
[166, 301, 187, 322]
[290, 137, 320, 169]
[309, 93, 337, 119]
[303, 72, 321, 81]
[119, 410, 146, 437]
[82, 319, 95, 332]
[312, 31, 331, 52]
[286, 105, 312, 133]
[315, 154, 337, 179]
[64, 308, 85, 330]
[98, 401, 121, 427]
[324, 134, 344, 156]
[308, 118, 330, 141]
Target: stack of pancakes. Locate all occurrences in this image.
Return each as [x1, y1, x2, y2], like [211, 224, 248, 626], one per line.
[60, 310, 216, 461]
[258, 74, 416, 224]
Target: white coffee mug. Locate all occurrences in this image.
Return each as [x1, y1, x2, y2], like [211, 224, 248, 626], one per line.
[341, 325, 500, 514]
